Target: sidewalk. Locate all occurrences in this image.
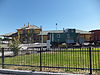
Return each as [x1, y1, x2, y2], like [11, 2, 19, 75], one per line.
[0, 69, 86, 75]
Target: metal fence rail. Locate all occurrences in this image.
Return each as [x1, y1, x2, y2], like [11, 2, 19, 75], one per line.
[0, 47, 100, 74]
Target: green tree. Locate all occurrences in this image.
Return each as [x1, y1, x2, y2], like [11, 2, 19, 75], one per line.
[9, 38, 21, 56]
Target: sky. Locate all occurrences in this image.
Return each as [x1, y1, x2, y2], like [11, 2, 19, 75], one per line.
[0, 0, 100, 34]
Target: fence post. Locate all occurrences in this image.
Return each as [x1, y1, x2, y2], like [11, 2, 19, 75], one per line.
[1, 48, 4, 69]
[40, 47, 42, 71]
[89, 47, 92, 74]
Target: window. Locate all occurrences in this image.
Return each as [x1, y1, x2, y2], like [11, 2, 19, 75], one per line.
[57, 34, 60, 38]
[71, 30, 74, 33]
[30, 29, 33, 33]
[67, 34, 70, 38]
[23, 29, 27, 34]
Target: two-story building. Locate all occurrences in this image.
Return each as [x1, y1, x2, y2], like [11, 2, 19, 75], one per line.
[17, 23, 41, 43]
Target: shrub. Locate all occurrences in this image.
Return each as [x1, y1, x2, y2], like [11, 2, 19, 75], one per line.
[9, 38, 21, 56]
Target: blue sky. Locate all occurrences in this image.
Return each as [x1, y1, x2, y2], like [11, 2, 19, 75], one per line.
[0, 0, 100, 34]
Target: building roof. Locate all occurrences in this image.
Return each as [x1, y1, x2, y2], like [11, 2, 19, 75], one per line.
[17, 25, 40, 30]
[1, 32, 17, 37]
[38, 29, 91, 35]
[90, 30, 100, 32]
[76, 29, 91, 34]
[48, 30, 63, 33]
[1, 28, 91, 37]
[39, 31, 49, 35]
[38, 30, 63, 35]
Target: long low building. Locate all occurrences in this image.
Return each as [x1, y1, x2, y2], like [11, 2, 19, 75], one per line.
[1, 24, 92, 45]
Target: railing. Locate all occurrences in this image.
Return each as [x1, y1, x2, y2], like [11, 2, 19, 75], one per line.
[0, 47, 100, 74]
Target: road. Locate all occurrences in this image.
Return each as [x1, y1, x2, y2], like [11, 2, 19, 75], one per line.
[0, 74, 15, 75]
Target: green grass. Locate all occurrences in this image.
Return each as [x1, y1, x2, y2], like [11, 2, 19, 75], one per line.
[0, 48, 100, 73]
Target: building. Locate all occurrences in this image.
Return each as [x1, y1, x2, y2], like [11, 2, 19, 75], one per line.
[90, 30, 100, 45]
[17, 23, 41, 43]
[1, 23, 92, 45]
[38, 31, 49, 43]
[1, 32, 17, 44]
[76, 30, 91, 43]
[2, 23, 42, 44]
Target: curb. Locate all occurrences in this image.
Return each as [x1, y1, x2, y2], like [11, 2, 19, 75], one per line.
[0, 69, 85, 75]
[0, 69, 33, 75]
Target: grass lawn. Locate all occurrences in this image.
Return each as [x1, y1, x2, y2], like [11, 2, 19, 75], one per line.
[0, 48, 100, 73]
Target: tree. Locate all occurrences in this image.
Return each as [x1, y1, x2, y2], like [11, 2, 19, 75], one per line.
[9, 38, 21, 56]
